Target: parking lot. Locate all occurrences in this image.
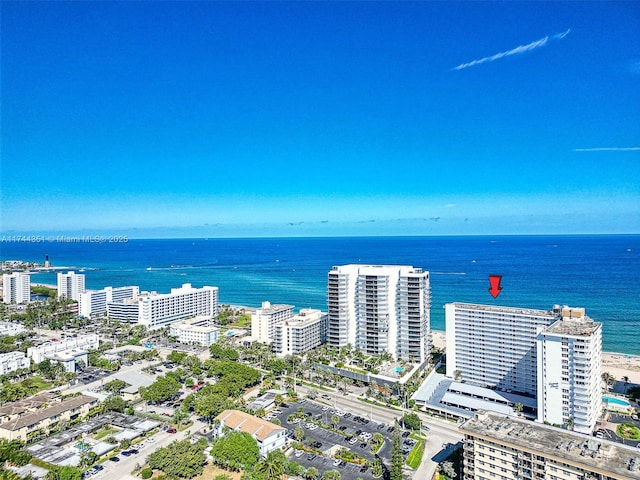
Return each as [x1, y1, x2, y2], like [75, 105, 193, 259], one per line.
[268, 398, 420, 479]
[602, 413, 640, 448]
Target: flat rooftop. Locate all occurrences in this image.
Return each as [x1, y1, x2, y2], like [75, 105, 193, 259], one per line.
[544, 317, 601, 337]
[461, 411, 640, 478]
[448, 302, 557, 317]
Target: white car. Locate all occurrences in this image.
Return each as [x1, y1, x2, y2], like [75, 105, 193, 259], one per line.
[333, 459, 341, 466]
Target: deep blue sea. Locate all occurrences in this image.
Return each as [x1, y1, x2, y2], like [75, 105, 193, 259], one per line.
[1, 235, 638, 355]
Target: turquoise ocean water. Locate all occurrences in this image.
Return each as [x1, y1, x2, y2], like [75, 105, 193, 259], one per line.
[1, 235, 638, 354]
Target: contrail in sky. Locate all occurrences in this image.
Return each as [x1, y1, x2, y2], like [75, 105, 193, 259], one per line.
[453, 29, 571, 70]
[573, 147, 640, 152]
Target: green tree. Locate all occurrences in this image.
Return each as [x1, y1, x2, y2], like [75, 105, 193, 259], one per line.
[209, 431, 260, 471]
[513, 402, 523, 415]
[441, 461, 456, 478]
[402, 413, 421, 431]
[305, 467, 319, 480]
[140, 375, 181, 404]
[194, 393, 234, 422]
[331, 414, 340, 429]
[103, 395, 127, 413]
[390, 423, 404, 480]
[103, 379, 128, 395]
[322, 470, 341, 480]
[147, 439, 207, 479]
[254, 449, 287, 480]
[140, 468, 153, 479]
[293, 426, 305, 442]
[44, 466, 82, 480]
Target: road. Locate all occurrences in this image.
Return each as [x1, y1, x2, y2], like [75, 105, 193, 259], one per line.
[295, 384, 463, 480]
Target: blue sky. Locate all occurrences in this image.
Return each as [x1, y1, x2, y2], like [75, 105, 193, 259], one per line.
[1, 1, 639, 237]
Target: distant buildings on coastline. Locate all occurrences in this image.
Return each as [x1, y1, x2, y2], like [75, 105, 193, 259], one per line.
[57, 271, 85, 301]
[327, 264, 431, 363]
[2, 272, 31, 304]
[79, 285, 139, 318]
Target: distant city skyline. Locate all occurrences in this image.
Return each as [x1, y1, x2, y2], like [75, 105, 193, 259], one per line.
[2, 1, 639, 237]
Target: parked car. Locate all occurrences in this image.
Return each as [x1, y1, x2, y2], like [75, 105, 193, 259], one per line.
[167, 428, 177, 434]
[121, 451, 131, 457]
[109, 456, 120, 462]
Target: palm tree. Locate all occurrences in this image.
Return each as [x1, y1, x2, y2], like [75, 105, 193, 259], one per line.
[513, 402, 524, 416]
[331, 414, 340, 429]
[254, 450, 286, 480]
[305, 467, 319, 480]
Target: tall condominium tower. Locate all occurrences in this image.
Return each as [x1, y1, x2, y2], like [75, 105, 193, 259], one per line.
[251, 301, 294, 344]
[79, 286, 139, 318]
[445, 303, 558, 395]
[327, 265, 431, 363]
[537, 306, 602, 435]
[57, 271, 85, 301]
[2, 272, 31, 304]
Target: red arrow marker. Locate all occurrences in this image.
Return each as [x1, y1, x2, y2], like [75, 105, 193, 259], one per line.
[488, 274, 503, 298]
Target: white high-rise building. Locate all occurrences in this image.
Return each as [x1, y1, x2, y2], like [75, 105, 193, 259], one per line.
[251, 301, 294, 344]
[57, 271, 85, 301]
[273, 308, 328, 357]
[327, 265, 431, 363]
[445, 303, 557, 395]
[79, 286, 139, 318]
[2, 272, 31, 304]
[537, 306, 602, 434]
[107, 283, 218, 330]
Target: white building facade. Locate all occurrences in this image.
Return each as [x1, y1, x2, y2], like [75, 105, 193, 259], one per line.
[2, 272, 31, 304]
[106, 284, 218, 329]
[27, 334, 99, 365]
[0, 352, 31, 375]
[57, 271, 85, 301]
[537, 306, 603, 434]
[327, 265, 431, 363]
[273, 308, 328, 357]
[0, 322, 27, 337]
[251, 301, 294, 344]
[79, 286, 139, 318]
[169, 316, 219, 346]
[445, 303, 557, 395]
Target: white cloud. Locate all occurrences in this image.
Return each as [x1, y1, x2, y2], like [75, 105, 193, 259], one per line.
[453, 29, 571, 71]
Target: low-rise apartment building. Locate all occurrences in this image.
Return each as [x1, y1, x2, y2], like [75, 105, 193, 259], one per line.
[0, 394, 98, 442]
[214, 409, 287, 457]
[169, 316, 219, 346]
[0, 351, 30, 375]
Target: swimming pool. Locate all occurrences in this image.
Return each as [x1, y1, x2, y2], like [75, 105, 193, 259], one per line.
[603, 396, 631, 407]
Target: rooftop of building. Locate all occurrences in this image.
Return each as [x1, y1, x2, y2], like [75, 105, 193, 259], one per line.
[461, 411, 640, 478]
[447, 302, 558, 317]
[330, 264, 424, 274]
[544, 316, 601, 337]
[216, 409, 285, 442]
[0, 392, 59, 418]
[256, 301, 294, 313]
[0, 395, 97, 431]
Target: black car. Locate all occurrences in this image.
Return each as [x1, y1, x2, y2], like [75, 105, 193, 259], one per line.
[377, 424, 385, 430]
[129, 448, 139, 454]
[312, 441, 322, 449]
[307, 453, 317, 461]
[360, 466, 368, 473]
[93, 466, 104, 472]
[109, 456, 120, 462]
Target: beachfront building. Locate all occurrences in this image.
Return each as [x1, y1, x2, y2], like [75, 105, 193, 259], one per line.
[2, 272, 31, 304]
[327, 264, 431, 363]
[79, 285, 139, 318]
[537, 306, 603, 435]
[0, 352, 30, 375]
[0, 394, 98, 442]
[251, 301, 294, 344]
[273, 308, 328, 357]
[0, 322, 27, 336]
[214, 410, 287, 457]
[57, 271, 85, 301]
[107, 284, 218, 330]
[169, 316, 220, 347]
[460, 410, 640, 480]
[445, 303, 558, 395]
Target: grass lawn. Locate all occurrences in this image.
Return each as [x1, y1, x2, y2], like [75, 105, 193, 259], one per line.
[406, 439, 425, 469]
[616, 423, 640, 440]
[23, 376, 54, 394]
[95, 428, 119, 440]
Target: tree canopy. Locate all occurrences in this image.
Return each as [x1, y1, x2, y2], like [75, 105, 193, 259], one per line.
[210, 431, 260, 471]
[147, 439, 207, 479]
[140, 375, 181, 404]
